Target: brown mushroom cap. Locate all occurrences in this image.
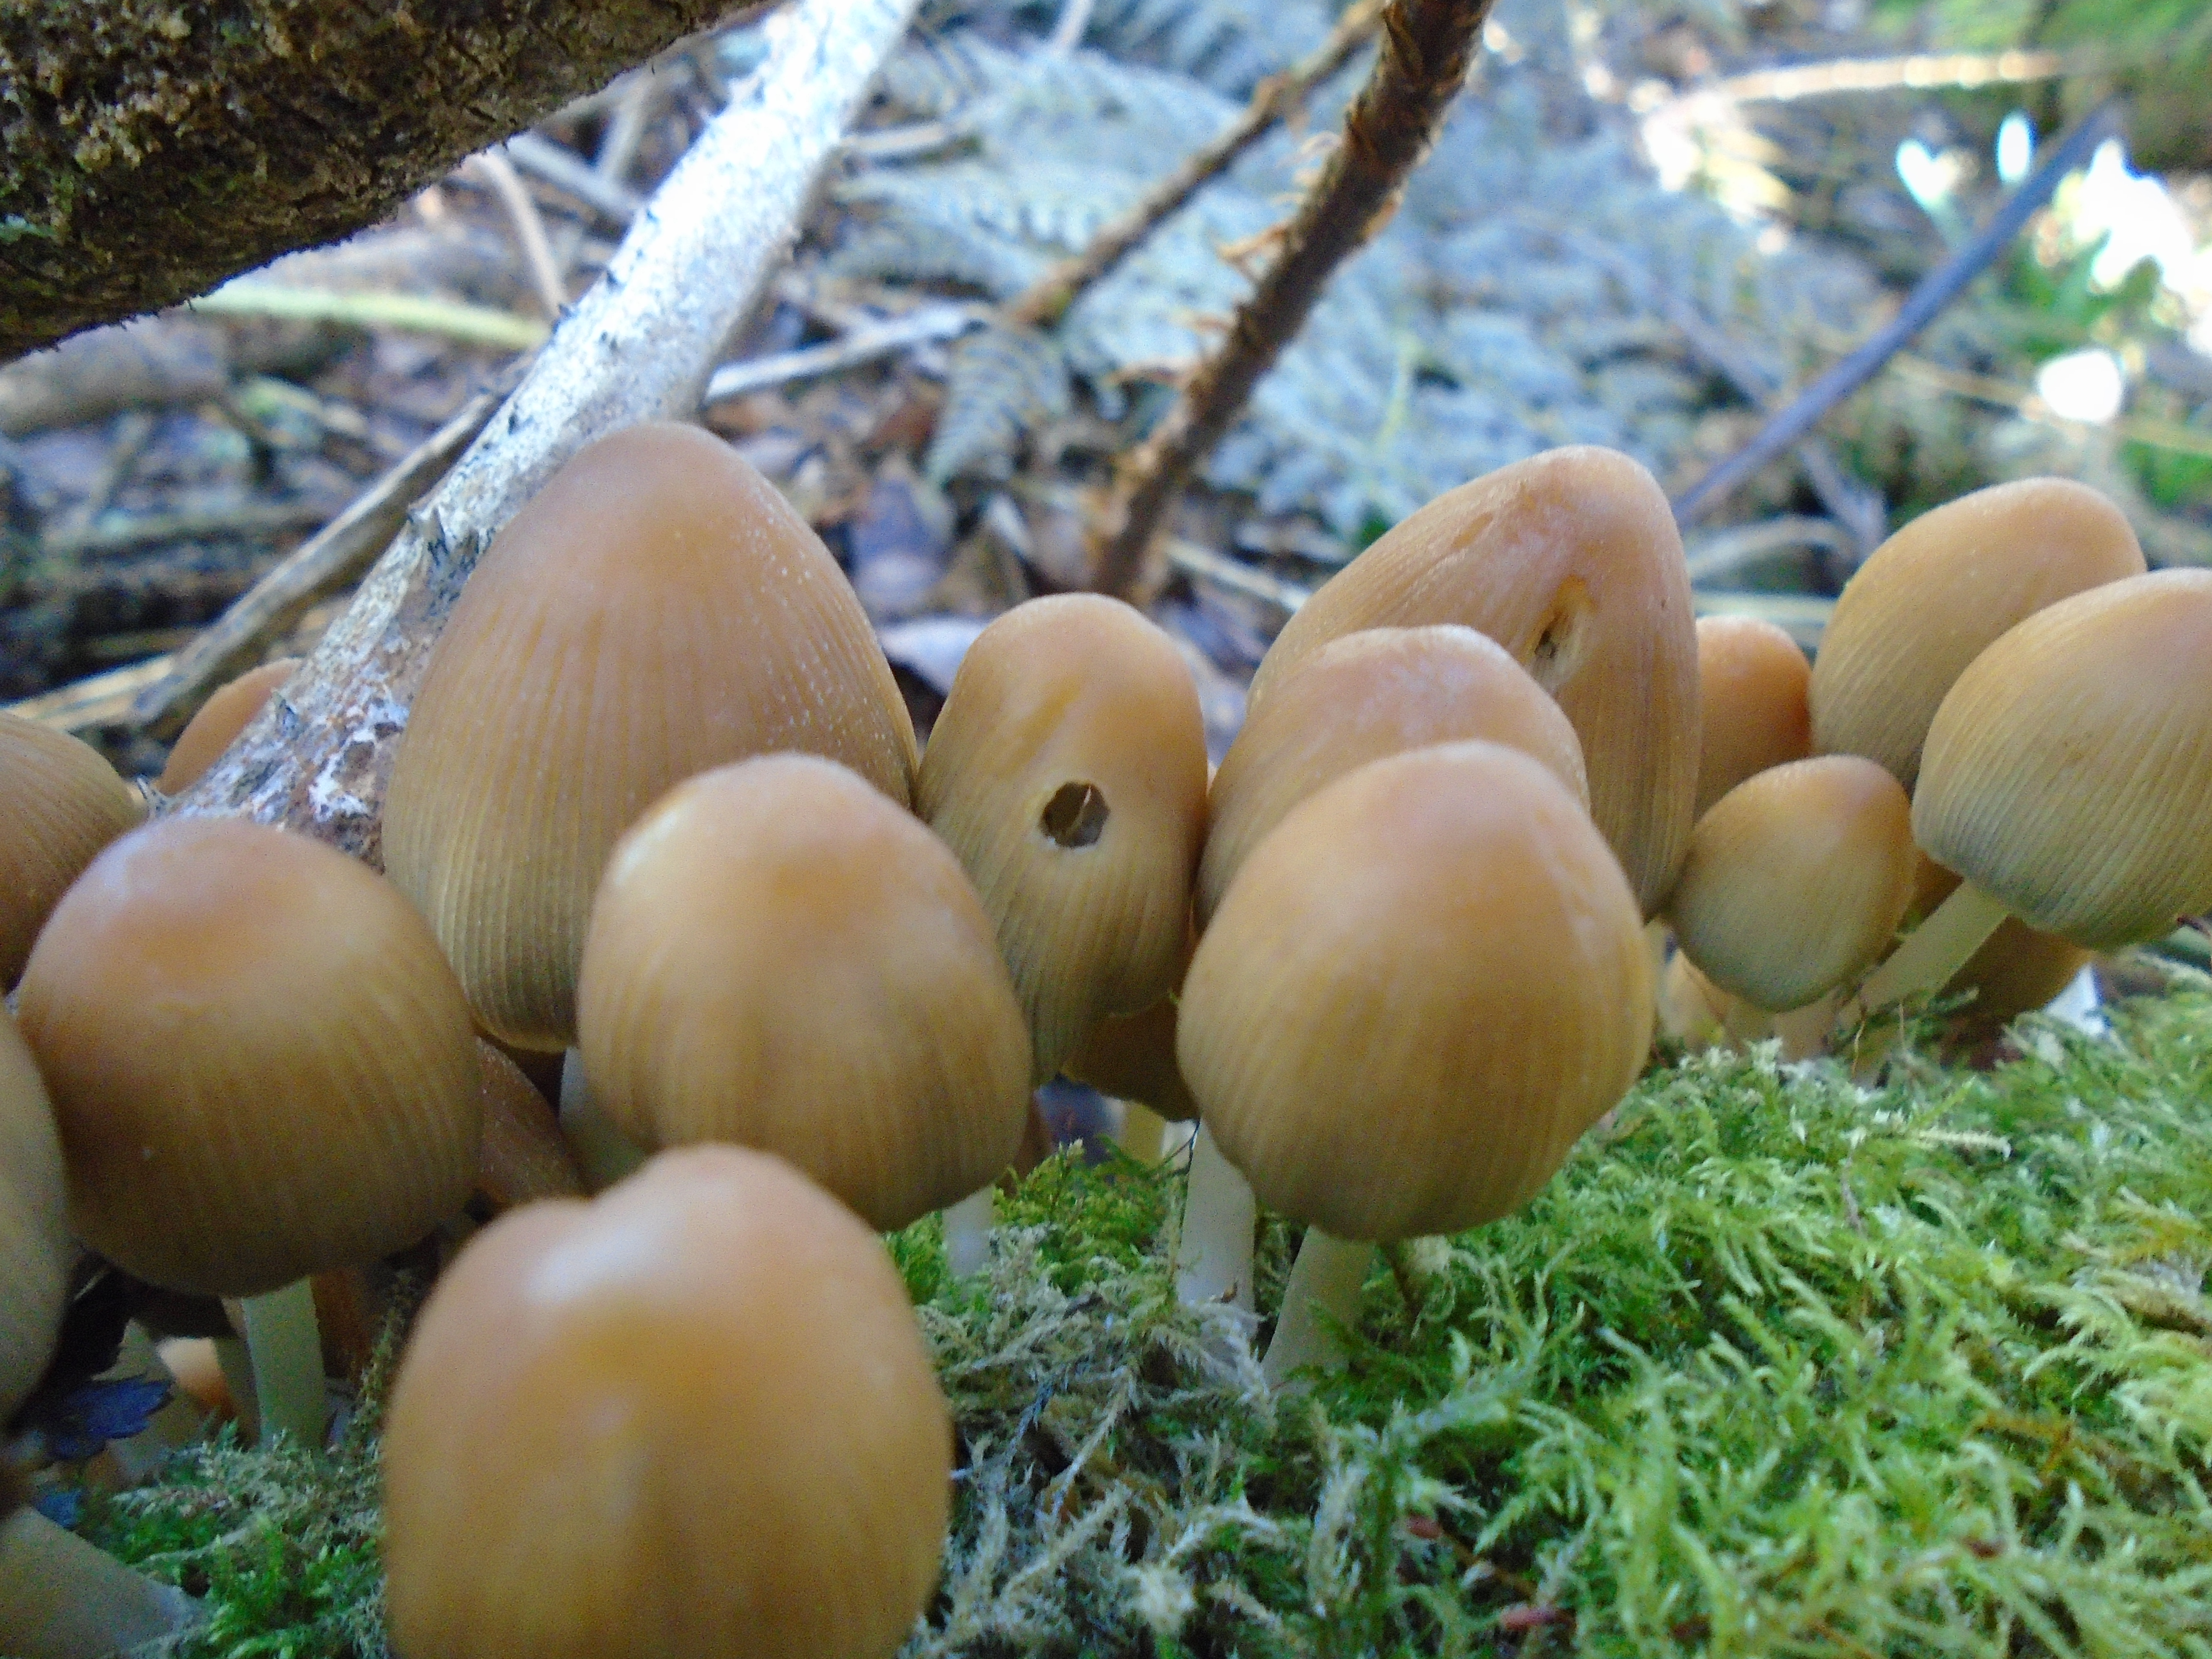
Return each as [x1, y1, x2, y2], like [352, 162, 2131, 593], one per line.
[1198, 624, 1587, 925]
[473, 1039, 586, 1212]
[577, 755, 1032, 1231]
[155, 658, 301, 795]
[1244, 447, 1697, 914]
[16, 817, 481, 1296]
[916, 595, 1208, 1082]
[1178, 741, 1653, 1243]
[1666, 755, 1916, 1012]
[1811, 477, 2144, 790]
[383, 1144, 951, 1659]
[0, 712, 145, 989]
[0, 1010, 69, 1422]
[384, 421, 918, 1052]
[1692, 616, 1810, 819]
[1914, 568, 2212, 949]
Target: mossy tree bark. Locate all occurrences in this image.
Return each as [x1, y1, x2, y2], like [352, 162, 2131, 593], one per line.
[0, 0, 744, 362]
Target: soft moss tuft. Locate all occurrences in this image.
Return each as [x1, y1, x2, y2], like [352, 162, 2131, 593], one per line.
[80, 982, 2212, 1656]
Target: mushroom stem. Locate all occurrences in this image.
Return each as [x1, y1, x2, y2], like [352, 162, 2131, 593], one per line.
[211, 1334, 260, 1440]
[941, 1187, 995, 1279]
[1172, 1124, 1256, 1311]
[1260, 1230, 1375, 1389]
[1771, 991, 1841, 1061]
[1117, 1103, 1167, 1164]
[557, 1049, 645, 1193]
[1839, 881, 2011, 1028]
[239, 1279, 326, 1449]
[0, 1506, 200, 1659]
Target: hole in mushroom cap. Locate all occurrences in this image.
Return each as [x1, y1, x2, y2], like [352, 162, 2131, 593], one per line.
[1525, 576, 1594, 693]
[1039, 781, 1111, 848]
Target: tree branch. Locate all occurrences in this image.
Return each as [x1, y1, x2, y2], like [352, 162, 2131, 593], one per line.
[1087, 0, 1494, 599]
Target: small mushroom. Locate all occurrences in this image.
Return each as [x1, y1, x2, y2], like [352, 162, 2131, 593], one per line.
[0, 713, 144, 990]
[154, 658, 301, 795]
[0, 1011, 68, 1428]
[383, 1145, 951, 1659]
[1691, 616, 1809, 819]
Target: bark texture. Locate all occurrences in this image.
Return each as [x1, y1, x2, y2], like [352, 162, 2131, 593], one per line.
[0, 0, 734, 361]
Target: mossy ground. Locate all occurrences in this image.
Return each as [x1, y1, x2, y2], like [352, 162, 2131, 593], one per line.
[78, 979, 2212, 1657]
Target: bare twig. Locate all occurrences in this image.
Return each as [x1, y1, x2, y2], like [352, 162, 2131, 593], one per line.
[41, 499, 333, 560]
[1004, 0, 1384, 331]
[1671, 102, 2123, 529]
[188, 284, 549, 351]
[1711, 46, 2095, 105]
[167, 0, 925, 863]
[1163, 538, 1313, 613]
[502, 133, 645, 225]
[467, 152, 570, 320]
[1089, 0, 1492, 598]
[1047, 0, 1097, 55]
[703, 304, 980, 404]
[1683, 516, 1855, 584]
[5, 658, 179, 733]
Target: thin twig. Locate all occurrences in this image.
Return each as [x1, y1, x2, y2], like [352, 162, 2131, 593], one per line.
[130, 392, 505, 738]
[1047, 0, 1097, 55]
[467, 152, 570, 321]
[1090, 0, 1493, 598]
[1003, 0, 1383, 331]
[1671, 102, 2123, 529]
[1683, 516, 1854, 584]
[5, 657, 179, 733]
[187, 284, 549, 351]
[1163, 538, 1312, 613]
[1711, 46, 2098, 105]
[43, 499, 334, 560]
[503, 132, 644, 224]
[702, 304, 980, 405]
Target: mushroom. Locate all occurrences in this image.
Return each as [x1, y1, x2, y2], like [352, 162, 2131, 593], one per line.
[1243, 447, 1697, 915]
[0, 1010, 67, 1430]
[153, 657, 301, 795]
[1810, 477, 2143, 790]
[1850, 568, 2212, 1016]
[385, 420, 916, 1054]
[1905, 858, 2094, 1049]
[1176, 741, 1653, 1385]
[916, 595, 1208, 1082]
[577, 755, 1031, 1233]
[473, 1039, 586, 1212]
[383, 1144, 951, 1659]
[16, 817, 481, 1447]
[1691, 616, 1809, 819]
[0, 713, 144, 990]
[1198, 624, 1588, 926]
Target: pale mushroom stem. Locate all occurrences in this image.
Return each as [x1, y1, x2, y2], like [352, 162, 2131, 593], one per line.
[1839, 881, 2011, 1029]
[1260, 1229, 1375, 1389]
[1116, 1103, 1167, 1163]
[1172, 1124, 1256, 1311]
[0, 1506, 200, 1659]
[941, 1188, 995, 1278]
[557, 1048, 646, 1192]
[240, 1279, 326, 1449]
[1771, 991, 1842, 1061]
[211, 1334, 259, 1440]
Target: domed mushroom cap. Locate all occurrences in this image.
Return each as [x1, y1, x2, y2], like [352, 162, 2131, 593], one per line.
[0, 712, 144, 989]
[1811, 477, 2143, 790]
[1179, 741, 1652, 1243]
[1245, 447, 1696, 914]
[384, 1144, 951, 1659]
[1692, 616, 1809, 819]
[577, 755, 1031, 1231]
[385, 421, 918, 1052]
[0, 1011, 69, 1423]
[1666, 756, 1915, 1012]
[916, 595, 1207, 1082]
[16, 818, 481, 1296]
[155, 658, 301, 795]
[1198, 625, 1586, 925]
[1914, 568, 2212, 949]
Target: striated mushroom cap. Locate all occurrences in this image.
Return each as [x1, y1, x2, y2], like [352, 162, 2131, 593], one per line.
[1692, 616, 1809, 818]
[1245, 448, 1696, 913]
[1914, 568, 2212, 949]
[1199, 625, 1586, 925]
[385, 421, 917, 1052]
[0, 712, 145, 989]
[1179, 741, 1652, 1243]
[16, 818, 481, 1296]
[0, 1011, 69, 1423]
[384, 1145, 951, 1659]
[578, 756, 1031, 1231]
[916, 595, 1207, 1082]
[1811, 477, 2143, 790]
[1666, 755, 1916, 1012]
[155, 658, 301, 795]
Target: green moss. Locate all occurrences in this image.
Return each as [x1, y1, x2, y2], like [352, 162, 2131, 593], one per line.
[85, 983, 2212, 1656]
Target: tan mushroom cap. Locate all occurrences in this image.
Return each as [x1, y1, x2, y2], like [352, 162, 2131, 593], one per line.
[0, 712, 144, 989]
[16, 817, 481, 1297]
[0, 1011, 69, 1422]
[917, 595, 1208, 1082]
[473, 1039, 585, 1212]
[1915, 568, 2212, 949]
[1666, 755, 1915, 1012]
[1811, 477, 2143, 790]
[385, 420, 918, 1052]
[155, 658, 301, 795]
[1179, 741, 1653, 1243]
[577, 755, 1031, 1231]
[1198, 624, 1587, 925]
[1692, 616, 1809, 819]
[383, 1144, 951, 1659]
[1245, 447, 1697, 914]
